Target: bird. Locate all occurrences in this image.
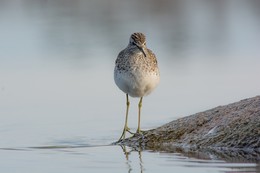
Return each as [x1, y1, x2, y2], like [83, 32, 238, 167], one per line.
[114, 32, 160, 141]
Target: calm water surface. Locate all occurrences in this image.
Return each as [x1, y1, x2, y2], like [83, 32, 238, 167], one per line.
[0, 0, 259, 172]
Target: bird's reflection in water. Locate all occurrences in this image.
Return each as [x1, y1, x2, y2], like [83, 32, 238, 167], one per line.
[120, 145, 144, 173]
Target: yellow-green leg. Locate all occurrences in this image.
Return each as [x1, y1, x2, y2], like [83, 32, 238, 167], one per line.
[137, 97, 143, 134]
[118, 94, 132, 141]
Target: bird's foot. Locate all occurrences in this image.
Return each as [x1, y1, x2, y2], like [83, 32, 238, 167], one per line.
[134, 129, 145, 136]
[118, 126, 134, 142]
[126, 127, 134, 134]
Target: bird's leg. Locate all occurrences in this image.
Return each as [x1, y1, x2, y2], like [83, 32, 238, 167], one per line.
[136, 97, 143, 134]
[118, 94, 133, 141]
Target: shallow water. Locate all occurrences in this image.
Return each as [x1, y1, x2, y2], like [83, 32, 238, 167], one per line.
[0, 144, 259, 173]
[0, 0, 260, 172]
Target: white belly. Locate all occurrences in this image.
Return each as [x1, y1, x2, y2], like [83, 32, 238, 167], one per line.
[114, 69, 160, 97]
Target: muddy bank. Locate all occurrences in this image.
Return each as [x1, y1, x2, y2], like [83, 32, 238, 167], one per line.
[117, 96, 260, 161]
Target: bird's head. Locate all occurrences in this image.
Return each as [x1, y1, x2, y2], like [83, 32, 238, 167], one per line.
[129, 32, 147, 57]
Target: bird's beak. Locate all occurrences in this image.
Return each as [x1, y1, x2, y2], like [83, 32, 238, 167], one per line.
[133, 42, 147, 57]
[137, 45, 146, 57]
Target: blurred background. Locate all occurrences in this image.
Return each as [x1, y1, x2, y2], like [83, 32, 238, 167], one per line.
[0, 0, 260, 147]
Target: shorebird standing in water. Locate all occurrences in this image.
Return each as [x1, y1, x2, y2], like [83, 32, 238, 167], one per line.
[114, 32, 160, 141]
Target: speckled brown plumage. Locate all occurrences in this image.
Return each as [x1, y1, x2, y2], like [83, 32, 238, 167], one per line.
[114, 33, 159, 97]
[114, 32, 160, 140]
